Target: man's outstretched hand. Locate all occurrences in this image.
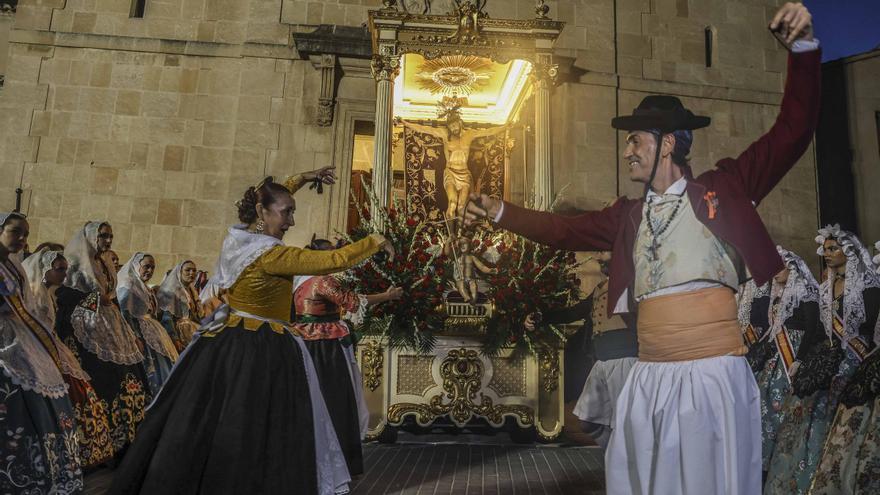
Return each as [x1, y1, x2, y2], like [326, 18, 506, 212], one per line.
[770, 2, 813, 45]
[463, 193, 502, 226]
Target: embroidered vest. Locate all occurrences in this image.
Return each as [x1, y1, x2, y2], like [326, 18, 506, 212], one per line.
[591, 280, 627, 335]
[634, 193, 738, 299]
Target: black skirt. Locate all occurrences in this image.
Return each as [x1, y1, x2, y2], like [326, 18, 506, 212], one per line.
[55, 286, 151, 454]
[108, 322, 318, 495]
[304, 338, 364, 476]
[0, 374, 84, 494]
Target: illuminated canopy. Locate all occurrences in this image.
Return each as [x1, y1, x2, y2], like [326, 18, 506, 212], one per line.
[393, 53, 533, 125]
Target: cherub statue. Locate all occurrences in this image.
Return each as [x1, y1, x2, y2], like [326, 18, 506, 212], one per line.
[445, 234, 497, 304]
[402, 105, 506, 226]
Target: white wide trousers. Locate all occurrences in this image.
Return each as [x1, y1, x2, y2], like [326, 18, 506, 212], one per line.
[605, 355, 761, 495]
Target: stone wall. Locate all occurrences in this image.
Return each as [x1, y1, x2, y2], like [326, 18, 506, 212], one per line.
[0, 13, 12, 78]
[840, 50, 880, 245]
[1, 0, 824, 278]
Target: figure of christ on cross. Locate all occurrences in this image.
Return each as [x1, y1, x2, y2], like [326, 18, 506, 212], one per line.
[402, 113, 506, 226]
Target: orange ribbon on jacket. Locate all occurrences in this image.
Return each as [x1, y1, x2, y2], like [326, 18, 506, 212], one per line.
[704, 191, 718, 219]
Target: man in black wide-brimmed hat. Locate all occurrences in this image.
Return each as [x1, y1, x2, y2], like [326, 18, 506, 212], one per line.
[465, 3, 820, 493]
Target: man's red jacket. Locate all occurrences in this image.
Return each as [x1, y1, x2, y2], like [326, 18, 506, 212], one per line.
[498, 49, 822, 316]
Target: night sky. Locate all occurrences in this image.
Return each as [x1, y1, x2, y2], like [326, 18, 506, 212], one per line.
[805, 0, 880, 61]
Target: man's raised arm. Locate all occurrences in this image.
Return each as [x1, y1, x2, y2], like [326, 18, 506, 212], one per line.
[717, 2, 821, 205]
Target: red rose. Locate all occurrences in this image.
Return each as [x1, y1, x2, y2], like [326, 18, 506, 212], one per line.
[406, 218, 418, 227]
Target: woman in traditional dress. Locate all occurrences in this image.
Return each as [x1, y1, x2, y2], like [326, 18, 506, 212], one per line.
[809, 237, 880, 494]
[292, 237, 403, 476]
[0, 212, 83, 493]
[157, 260, 202, 352]
[765, 226, 880, 494]
[55, 221, 151, 456]
[747, 247, 822, 479]
[108, 172, 394, 495]
[22, 247, 116, 469]
[118, 253, 179, 395]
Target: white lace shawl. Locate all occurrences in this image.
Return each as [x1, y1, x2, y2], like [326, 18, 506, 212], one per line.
[19, 250, 92, 383]
[21, 248, 63, 330]
[118, 253, 179, 361]
[156, 260, 200, 319]
[816, 225, 880, 345]
[767, 247, 820, 339]
[199, 225, 282, 303]
[0, 258, 69, 398]
[64, 221, 112, 294]
[63, 221, 144, 365]
[737, 279, 769, 329]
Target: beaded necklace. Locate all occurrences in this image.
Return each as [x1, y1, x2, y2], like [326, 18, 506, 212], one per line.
[645, 196, 684, 261]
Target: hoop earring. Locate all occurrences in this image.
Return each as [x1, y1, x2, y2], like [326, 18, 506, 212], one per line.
[256, 220, 265, 234]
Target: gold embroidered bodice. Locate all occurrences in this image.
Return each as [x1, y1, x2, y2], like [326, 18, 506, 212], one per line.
[225, 236, 380, 323]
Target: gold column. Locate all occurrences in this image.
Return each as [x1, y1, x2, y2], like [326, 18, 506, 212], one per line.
[370, 54, 400, 211]
[532, 59, 558, 211]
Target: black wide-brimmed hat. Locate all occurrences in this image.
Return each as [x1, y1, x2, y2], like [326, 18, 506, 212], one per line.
[611, 95, 710, 132]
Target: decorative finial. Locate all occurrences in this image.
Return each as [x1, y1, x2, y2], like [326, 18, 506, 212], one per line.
[535, 0, 550, 19]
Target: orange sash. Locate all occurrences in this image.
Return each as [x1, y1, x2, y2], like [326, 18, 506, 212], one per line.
[743, 323, 760, 346]
[832, 313, 870, 362]
[638, 287, 748, 362]
[773, 328, 797, 382]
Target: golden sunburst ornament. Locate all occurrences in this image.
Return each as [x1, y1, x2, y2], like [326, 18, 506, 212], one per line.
[416, 55, 493, 96]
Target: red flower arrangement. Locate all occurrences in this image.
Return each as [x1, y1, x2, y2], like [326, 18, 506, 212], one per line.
[340, 195, 448, 353]
[341, 184, 581, 356]
[474, 231, 582, 355]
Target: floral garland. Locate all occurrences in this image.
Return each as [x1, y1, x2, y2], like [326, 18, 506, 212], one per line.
[477, 231, 582, 355]
[340, 191, 448, 353]
[341, 184, 581, 356]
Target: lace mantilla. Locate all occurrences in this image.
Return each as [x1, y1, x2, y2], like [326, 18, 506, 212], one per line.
[738, 280, 769, 328]
[0, 316, 69, 399]
[767, 247, 820, 341]
[136, 315, 180, 361]
[71, 297, 144, 365]
[816, 226, 880, 345]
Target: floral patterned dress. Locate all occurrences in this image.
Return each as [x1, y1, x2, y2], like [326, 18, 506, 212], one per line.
[55, 264, 151, 455]
[810, 288, 880, 494]
[0, 259, 83, 494]
[752, 299, 820, 471]
[765, 292, 872, 494]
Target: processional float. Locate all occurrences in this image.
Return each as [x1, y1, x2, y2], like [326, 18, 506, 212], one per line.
[357, 0, 567, 443]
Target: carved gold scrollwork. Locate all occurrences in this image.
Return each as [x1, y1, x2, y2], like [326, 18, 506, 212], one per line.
[530, 61, 559, 87]
[538, 348, 559, 393]
[362, 340, 384, 391]
[371, 54, 401, 82]
[387, 348, 534, 426]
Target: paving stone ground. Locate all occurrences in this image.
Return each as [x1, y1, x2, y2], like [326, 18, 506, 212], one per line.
[85, 433, 605, 494]
[352, 442, 605, 495]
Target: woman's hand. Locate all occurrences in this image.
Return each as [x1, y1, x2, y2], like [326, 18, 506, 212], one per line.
[302, 166, 337, 185]
[373, 234, 396, 259]
[385, 286, 404, 302]
[524, 313, 538, 332]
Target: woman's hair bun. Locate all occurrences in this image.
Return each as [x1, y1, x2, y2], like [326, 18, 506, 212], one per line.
[236, 177, 292, 224]
[237, 187, 259, 224]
